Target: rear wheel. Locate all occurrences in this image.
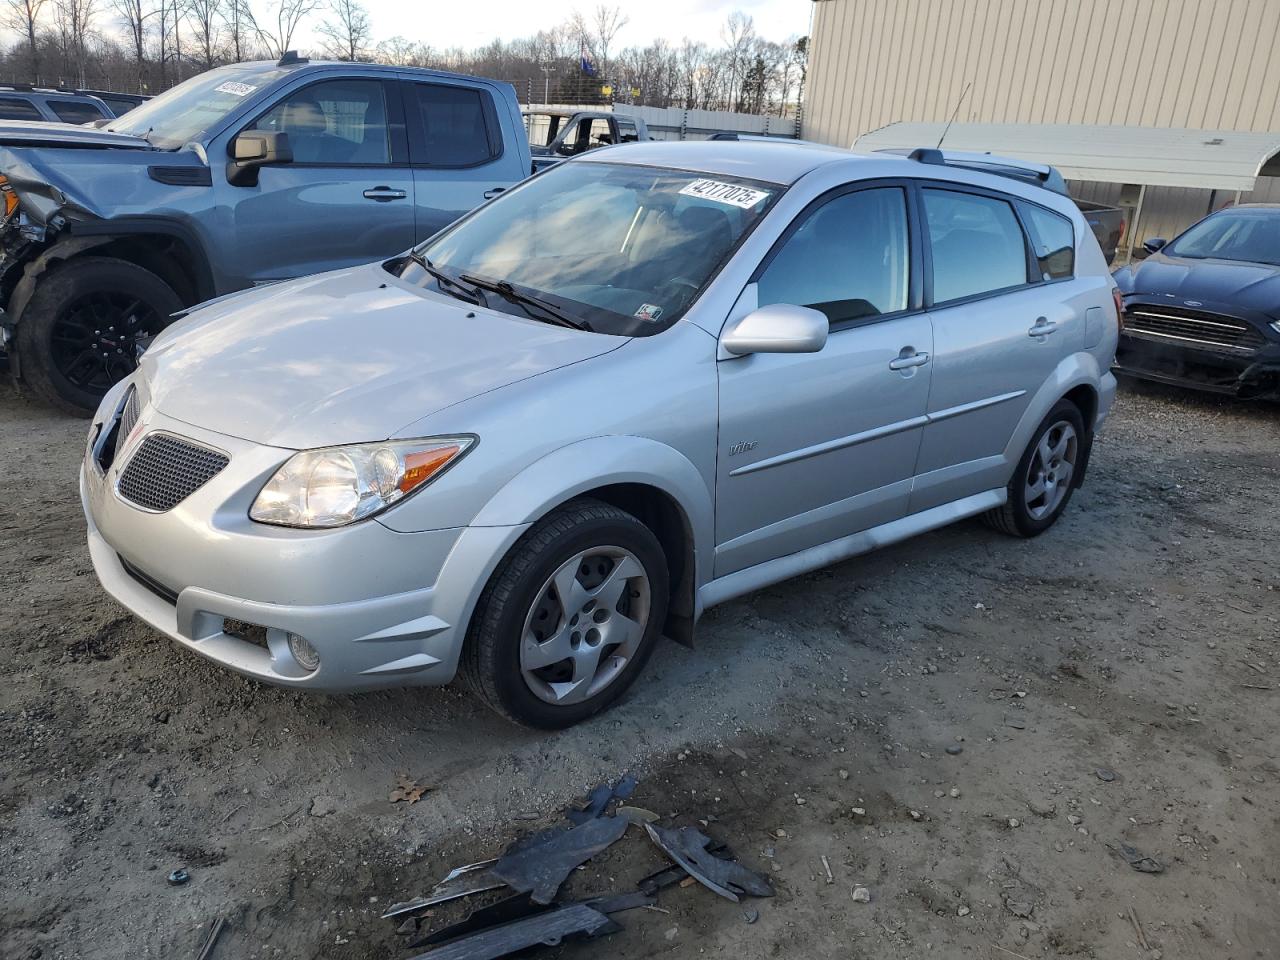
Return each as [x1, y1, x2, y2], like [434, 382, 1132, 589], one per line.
[16, 257, 181, 416]
[984, 399, 1085, 537]
[462, 498, 669, 728]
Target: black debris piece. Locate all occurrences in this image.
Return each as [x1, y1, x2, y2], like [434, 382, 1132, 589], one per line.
[566, 774, 639, 825]
[195, 917, 225, 960]
[382, 860, 504, 919]
[581, 890, 656, 914]
[643, 824, 774, 903]
[410, 893, 549, 949]
[406, 903, 618, 960]
[491, 815, 629, 904]
[1116, 842, 1165, 874]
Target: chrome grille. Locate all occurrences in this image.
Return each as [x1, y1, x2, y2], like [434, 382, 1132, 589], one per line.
[113, 386, 140, 460]
[117, 433, 228, 512]
[1125, 306, 1266, 353]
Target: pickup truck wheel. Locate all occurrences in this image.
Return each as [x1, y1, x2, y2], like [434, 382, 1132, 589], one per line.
[16, 257, 182, 416]
[984, 399, 1085, 538]
[462, 498, 669, 729]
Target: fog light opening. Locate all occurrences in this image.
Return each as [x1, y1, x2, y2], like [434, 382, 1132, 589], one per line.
[287, 632, 321, 672]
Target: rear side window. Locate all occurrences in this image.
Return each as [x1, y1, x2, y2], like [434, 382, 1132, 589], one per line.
[408, 83, 498, 167]
[1021, 203, 1075, 280]
[617, 119, 639, 143]
[50, 100, 107, 124]
[924, 189, 1030, 303]
[0, 96, 41, 121]
[758, 187, 910, 325]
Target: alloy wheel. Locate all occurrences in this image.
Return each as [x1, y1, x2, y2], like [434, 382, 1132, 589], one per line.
[50, 292, 163, 394]
[1024, 420, 1078, 520]
[519, 546, 651, 706]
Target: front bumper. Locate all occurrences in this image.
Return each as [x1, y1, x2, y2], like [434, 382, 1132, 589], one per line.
[1115, 334, 1280, 397]
[79, 396, 527, 692]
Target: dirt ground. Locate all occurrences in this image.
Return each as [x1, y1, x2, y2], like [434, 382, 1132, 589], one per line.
[2, 375, 1278, 960]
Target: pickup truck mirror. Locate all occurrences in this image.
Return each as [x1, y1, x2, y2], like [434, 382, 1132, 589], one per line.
[721, 303, 829, 357]
[554, 141, 577, 157]
[226, 131, 293, 187]
[1142, 237, 1167, 255]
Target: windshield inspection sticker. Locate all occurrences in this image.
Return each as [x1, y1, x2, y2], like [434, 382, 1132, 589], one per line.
[634, 303, 664, 321]
[679, 178, 771, 209]
[214, 81, 257, 97]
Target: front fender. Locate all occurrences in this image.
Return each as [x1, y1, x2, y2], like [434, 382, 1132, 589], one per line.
[470, 435, 715, 588]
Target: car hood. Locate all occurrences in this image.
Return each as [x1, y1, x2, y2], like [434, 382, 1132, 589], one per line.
[140, 265, 629, 449]
[0, 119, 152, 149]
[1119, 254, 1280, 319]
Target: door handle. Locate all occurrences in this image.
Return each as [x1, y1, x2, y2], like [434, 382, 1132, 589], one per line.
[888, 349, 930, 371]
[483, 187, 507, 200]
[363, 186, 407, 201]
[1028, 316, 1059, 338]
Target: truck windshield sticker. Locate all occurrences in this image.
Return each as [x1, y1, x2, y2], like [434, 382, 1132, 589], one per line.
[634, 303, 664, 321]
[678, 179, 771, 210]
[215, 81, 257, 97]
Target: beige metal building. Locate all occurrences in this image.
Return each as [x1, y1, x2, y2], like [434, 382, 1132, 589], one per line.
[802, 0, 1280, 250]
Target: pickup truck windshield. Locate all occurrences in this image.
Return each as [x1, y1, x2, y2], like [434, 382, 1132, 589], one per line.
[106, 65, 291, 150]
[1166, 210, 1280, 267]
[402, 161, 781, 335]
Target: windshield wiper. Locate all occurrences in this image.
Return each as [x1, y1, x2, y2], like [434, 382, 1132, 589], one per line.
[405, 252, 486, 306]
[459, 274, 592, 331]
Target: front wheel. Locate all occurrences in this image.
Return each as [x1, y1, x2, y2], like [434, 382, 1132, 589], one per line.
[15, 257, 182, 416]
[984, 399, 1086, 538]
[462, 498, 669, 729]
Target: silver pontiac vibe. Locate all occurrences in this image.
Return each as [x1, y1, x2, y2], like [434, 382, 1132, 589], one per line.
[80, 140, 1118, 728]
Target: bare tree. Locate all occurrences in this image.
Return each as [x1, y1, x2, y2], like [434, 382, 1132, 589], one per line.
[570, 4, 627, 85]
[111, 0, 151, 89]
[254, 0, 319, 58]
[316, 0, 368, 61]
[2, 0, 49, 84]
[721, 11, 754, 111]
[223, 0, 255, 61]
[52, 0, 94, 86]
[187, 0, 222, 68]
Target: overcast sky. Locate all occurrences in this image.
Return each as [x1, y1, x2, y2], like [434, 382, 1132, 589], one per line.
[298, 0, 812, 52]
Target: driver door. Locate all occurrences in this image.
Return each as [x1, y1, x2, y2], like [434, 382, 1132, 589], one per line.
[215, 77, 416, 286]
[714, 184, 933, 577]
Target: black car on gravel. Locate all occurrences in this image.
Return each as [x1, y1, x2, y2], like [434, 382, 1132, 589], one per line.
[1112, 204, 1280, 398]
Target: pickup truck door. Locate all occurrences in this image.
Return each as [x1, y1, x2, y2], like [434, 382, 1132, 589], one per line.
[397, 77, 523, 242]
[214, 76, 416, 286]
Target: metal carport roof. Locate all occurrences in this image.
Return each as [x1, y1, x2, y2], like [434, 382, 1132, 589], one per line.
[852, 123, 1280, 192]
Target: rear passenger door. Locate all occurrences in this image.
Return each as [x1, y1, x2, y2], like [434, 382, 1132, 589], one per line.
[399, 78, 514, 240]
[219, 77, 416, 285]
[908, 185, 1079, 513]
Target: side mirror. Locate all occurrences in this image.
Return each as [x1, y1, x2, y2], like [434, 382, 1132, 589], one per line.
[555, 141, 577, 157]
[226, 130, 293, 187]
[721, 303, 829, 356]
[1142, 237, 1167, 255]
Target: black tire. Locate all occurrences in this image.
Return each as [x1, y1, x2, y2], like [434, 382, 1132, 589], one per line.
[16, 257, 182, 416]
[984, 399, 1086, 538]
[462, 498, 670, 729]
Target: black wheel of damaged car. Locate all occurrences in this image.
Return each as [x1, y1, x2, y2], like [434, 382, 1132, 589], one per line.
[462, 497, 670, 729]
[16, 256, 182, 416]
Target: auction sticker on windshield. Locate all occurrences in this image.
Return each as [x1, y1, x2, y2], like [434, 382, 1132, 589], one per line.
[215, 81, 257, 97]
[679, 179, 771, 210]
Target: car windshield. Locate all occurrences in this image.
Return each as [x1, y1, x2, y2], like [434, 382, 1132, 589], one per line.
[402, 161, 780, 335]
[106, 64, 290, 150]
[1166, 210, 1280, 266]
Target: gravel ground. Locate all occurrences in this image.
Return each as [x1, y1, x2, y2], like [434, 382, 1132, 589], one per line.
[2, 375, 1278, 960]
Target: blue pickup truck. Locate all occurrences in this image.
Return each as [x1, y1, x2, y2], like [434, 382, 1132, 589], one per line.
[0, 54, 532, 413]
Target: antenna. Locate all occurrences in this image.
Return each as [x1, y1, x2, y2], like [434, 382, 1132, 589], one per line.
[936, 80, 973, 149]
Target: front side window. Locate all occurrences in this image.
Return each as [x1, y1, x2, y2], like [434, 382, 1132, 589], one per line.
[0, 96, 41, 121]
[1022, 203, 1075, 280]
[50, 99, 106, 124]
[758, 187, 909, 325]
[1165, 210, 1280, 267]
[252, 79, 390, 165]
[402, 162, 779, 335]
[924, 189, 1030, 303]
[410, 83, 495, 167]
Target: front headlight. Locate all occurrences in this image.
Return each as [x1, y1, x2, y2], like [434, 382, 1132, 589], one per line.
[250, 437, 474, 528]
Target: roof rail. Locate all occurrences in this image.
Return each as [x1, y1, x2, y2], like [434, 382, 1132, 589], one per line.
[883, 147, 1069, 196]
[277, 50, 308, 66]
